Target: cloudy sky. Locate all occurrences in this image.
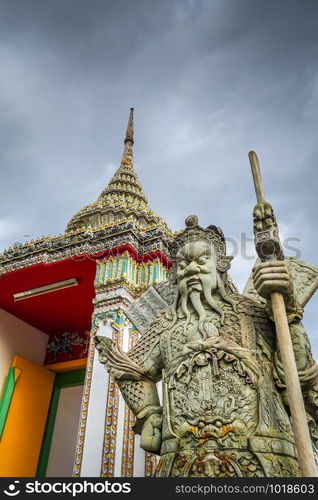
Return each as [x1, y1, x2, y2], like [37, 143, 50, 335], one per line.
[0, 0, 317, 355]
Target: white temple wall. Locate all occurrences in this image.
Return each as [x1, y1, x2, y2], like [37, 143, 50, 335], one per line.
[76, 316, 151, 478]
[114, 324, 129, 478]
[114, 385, 125, 477]
[133, 436, 145, 477]
[0, 308, 48, 392]
[80, 321, 111, 477]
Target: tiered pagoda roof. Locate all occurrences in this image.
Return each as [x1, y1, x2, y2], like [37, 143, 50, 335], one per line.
[0, 109, 173, 275]
[66, 108, 170, 234]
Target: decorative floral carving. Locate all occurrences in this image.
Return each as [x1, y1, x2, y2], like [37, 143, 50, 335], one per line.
[46, 331, 89, 363]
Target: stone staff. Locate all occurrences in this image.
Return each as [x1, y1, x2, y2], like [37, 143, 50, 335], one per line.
[248, 151, 317, 477]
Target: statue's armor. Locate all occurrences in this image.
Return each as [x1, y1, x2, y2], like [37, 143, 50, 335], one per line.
[115, 292, 311, 477]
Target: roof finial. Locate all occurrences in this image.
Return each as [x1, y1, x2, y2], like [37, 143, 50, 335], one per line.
[121, 108, 134, 166]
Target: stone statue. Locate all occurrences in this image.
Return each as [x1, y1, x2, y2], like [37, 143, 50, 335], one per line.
[95, 204, 318, 477]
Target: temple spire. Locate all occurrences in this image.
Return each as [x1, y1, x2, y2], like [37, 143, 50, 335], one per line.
[65, 107, 171, 234]
[121, 107, 134, 166]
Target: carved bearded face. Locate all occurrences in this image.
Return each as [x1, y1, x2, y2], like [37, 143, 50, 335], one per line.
[176, 240, 217, 292]
[176, 240, 220, 335]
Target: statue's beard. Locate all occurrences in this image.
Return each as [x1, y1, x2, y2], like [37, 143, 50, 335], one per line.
[179, 276, 224, 337]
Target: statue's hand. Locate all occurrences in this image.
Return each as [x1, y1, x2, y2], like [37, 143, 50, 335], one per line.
[253, 260, 294, 301]
[140, 414, 162, 454]
[253, 202, 277, 232]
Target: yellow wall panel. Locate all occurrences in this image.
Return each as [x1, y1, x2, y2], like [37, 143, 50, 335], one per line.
[0, 355, 55, 477]
[45, 358, 87, 373]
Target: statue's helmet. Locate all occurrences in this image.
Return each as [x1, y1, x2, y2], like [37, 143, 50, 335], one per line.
[169, 215, 233, 274]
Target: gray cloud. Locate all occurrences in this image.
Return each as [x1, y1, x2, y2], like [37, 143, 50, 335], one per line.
[0, 0, 317, 355]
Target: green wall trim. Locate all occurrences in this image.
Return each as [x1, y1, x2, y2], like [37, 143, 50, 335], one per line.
[55, 369, 85, 388]
[36, 385, 60, 477]
[36, 368, 85, 477]
[0, 367, 21, 439]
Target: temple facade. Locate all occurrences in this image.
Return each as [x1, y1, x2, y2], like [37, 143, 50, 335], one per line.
[0, 109, 173, 477]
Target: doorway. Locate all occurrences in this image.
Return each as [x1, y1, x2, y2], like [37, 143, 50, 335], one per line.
[37, 369, 85, 477]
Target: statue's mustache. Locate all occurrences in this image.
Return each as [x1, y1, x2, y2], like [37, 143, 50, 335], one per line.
[178, 274, 224, 332]
[184, 276, 201, 288]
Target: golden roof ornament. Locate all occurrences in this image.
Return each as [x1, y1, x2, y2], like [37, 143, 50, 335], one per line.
[121, 107, 134, 166]
[65, 108, 171, 234]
